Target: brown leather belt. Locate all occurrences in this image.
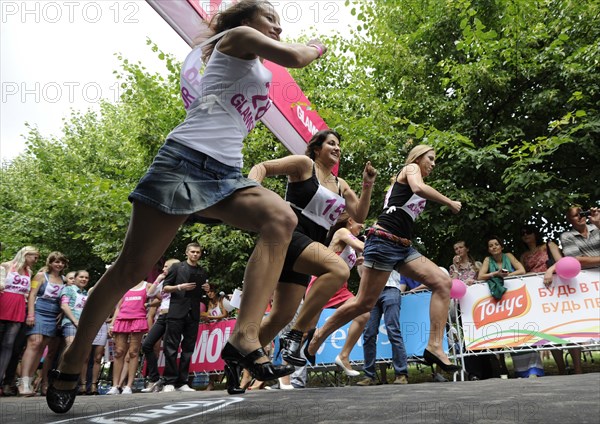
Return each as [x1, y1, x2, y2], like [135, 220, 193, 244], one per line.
[366, 227, 412, 247]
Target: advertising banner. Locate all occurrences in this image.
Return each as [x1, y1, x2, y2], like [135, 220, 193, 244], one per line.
[312, 291, 449, 364]
[458, 268, 600, 350]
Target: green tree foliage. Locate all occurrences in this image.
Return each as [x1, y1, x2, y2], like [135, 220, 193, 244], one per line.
[291, 0, 599, 265]
[1, 2, 598, 290]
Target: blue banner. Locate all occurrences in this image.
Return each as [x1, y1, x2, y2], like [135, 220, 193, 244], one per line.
[314, 291, 449, 365]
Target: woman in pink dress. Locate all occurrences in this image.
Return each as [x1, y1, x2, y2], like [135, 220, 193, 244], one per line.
[106, 281, 153, 395]
[0, 246, 40, 389]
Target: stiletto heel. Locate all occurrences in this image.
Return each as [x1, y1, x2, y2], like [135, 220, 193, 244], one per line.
[303, 328, 316, 366]
[422, 349, 461, 373]
[221, 342, 294, 395]
[335, 355, 360, 377]
[46, 370, 80, 414]
[280, 329, 307, 366]
[224, 364, 246, 395]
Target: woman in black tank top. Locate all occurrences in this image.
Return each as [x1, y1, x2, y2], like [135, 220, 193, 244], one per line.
[248, 129, 377, 366]
[307, 144, 463, 372]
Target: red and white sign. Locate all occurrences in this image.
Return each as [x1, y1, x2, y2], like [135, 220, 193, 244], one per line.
[459, 268, 600, 350]
[156, 319, 236, 373]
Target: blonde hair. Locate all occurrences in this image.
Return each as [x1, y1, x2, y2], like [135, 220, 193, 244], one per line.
[405, 144, 434, 165]
[11, 246, 39, 272]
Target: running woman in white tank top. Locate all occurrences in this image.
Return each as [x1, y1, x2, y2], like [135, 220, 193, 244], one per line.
[47, 1, 328, 412]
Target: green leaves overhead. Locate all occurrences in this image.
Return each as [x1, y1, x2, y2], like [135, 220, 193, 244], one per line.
[1, 1, 598, 289]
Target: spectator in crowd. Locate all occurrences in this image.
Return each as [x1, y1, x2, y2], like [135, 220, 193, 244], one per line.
[58, 270, 90, 394]
[356, 270, 409, 386]
[161, 243, 208, 393]
[556, 205, 600, 374]
[449, 241, 481, 286]
[141, 258, 180, 393]
[560, 205, 600, 267]
[105, 280, 153, 395]
[202, 284, 229, 391]
[202, 284, 229, 323]
[19, 252, 68, 396]
[478, 236, 525, 300]
[519, 225, 568, 374]
[478, 236, 542, 378]
[87, 285, 109, 396]
[0, 246, 40, 394]
[47, 1, 325, 412]
[65, 272, 75, 286]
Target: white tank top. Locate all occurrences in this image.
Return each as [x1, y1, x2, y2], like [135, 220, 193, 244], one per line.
[170, 34, 272, 167]
[3, 267, 31, 295]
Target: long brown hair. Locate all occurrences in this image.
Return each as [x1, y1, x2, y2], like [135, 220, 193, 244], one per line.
[199, 0, 274, 63]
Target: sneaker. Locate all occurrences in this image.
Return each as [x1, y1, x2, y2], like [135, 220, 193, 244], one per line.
[141, 380, 162, 393]
[393, 375, 408, 385]
[121, 386, 133, 394]
[356, 377, 376, 386]
[175, 384, 195, 392]
[162, 384, 175, 393]
[106, 386, 120, 395]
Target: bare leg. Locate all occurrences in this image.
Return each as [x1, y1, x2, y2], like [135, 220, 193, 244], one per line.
[308, 267, 391, 355]
[338, 310, 370, 367]
[21, 334, 47, 381]
[41, 337, 61, 393]
[398, 256, 453, 364]
[258, 284, 305, 347]
[125, 333, 143, 388]
[551, 349, 566, 375]
[200, 187, 297, 359]
[570, 348, 582, 374]
[53, 203, 187, 389]
[290, 243, 350, 332]
[91, 345, 104, 392]
[112, 334, 128, 387]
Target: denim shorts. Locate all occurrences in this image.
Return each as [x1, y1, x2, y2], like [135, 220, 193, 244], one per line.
[362, 233, 422, 272]
[62, 322, 77, 338]
[129, 140, 259, 215]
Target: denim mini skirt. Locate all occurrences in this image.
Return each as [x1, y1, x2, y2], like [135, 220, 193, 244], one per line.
[362, 232, 422, 272]
[129, 140, 259, 215]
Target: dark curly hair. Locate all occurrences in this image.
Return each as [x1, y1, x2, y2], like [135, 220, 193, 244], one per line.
[304, 129, 342, 160]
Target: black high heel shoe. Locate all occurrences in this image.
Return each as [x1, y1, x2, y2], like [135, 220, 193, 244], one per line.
[303, 328, 316, 366]
[221, 343, 294, 395]
[422, 349, 461, 373]
[46, 370, 80, 414]
[280, 329, 307, 366]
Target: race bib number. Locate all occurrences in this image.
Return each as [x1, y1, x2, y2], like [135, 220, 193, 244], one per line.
[41, 282, 62, 300]
[301, 185, 346, 230]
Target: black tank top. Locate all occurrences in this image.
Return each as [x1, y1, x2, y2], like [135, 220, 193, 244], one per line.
[285, 165, 341, 244]
[375, 180, 426, 239]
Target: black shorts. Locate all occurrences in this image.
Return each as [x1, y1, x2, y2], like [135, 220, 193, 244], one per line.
[279, 230, 314, 286]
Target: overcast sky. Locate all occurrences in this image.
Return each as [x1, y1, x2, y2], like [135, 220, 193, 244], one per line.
[1, 0, 354, 161]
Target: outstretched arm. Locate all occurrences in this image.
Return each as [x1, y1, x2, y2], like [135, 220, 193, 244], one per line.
[248, 155, 313, 183]
[220, 26, 326, 68]
[405, 164, 461, 214]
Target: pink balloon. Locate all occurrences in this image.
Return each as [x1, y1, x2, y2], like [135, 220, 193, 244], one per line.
[450, 279, 467, 299]
[555, 257, 581, 279]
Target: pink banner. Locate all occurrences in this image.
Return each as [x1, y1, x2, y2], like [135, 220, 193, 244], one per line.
[156, 319, 236, 373]
[264, 61, 328, 142]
